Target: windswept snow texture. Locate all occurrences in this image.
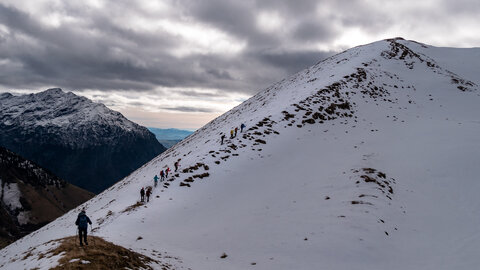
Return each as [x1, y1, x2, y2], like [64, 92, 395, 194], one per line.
[1, 38, 480, 270]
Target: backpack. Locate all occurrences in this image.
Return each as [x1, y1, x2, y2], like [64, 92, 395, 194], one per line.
[77, 214, 88, 229]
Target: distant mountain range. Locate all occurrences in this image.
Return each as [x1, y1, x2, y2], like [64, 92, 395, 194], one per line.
[147, 128, 194, 148]
[0, 146, 93, 249]
[0, 89, 166, 193]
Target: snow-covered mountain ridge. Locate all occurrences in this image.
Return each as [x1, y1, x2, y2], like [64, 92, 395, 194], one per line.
[0, 88, 151, 148]
[0, 89, 166, 193]
[1, 38, 479, 269]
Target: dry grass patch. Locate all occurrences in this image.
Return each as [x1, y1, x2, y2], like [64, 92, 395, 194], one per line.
[42, 236, 166, 269]
[121, 202, 143, 213]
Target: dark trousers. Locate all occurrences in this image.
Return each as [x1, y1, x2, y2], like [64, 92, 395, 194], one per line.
[79, 227, 88, 244]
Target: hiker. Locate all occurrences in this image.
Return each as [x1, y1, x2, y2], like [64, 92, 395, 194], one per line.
[221, 134, 225, 145]
[240, 123, 246, 133]
[146, 187, 152, 202]
[234, 127, 238, 137]
[174, 161, 179, 172]
[166, 167, 170, 178]
[230, 129, 234, 138]
[154, 175, 159, 187]
[75, 208, 92, 246]
[140, 187, 145, 202]
[160, 170, 165, 182]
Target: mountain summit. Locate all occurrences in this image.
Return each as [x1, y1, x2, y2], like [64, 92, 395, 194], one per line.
[1, 38, 479, 269]
[0, 89, 166, 193]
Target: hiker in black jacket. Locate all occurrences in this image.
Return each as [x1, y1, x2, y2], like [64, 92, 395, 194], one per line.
[140, 187, 145, 202]
[174, 161, 179, 172]
[75, 208, 92, 246]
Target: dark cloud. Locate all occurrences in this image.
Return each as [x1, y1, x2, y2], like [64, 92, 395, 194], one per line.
[185, 0, 258, 41]
[440, 0, 480, 14]
[0, 1, 338, 96]
[255, 50, 333, 75]
[205, 68, 234, 80]
[293, 19, 335, 42]
[176, 90, 224, 98]
[128, 101, 148, 107]
[160, 106, 215, 113]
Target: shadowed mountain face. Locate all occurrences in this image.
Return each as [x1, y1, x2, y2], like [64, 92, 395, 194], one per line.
[0, 89, 166, 193]
[0, 146, 94, 249]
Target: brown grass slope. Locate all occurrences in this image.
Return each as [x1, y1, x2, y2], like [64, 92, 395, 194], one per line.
[40, 236, 172, 270]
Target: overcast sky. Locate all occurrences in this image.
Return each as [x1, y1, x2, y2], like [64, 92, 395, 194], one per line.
[0, 0, 479, 129]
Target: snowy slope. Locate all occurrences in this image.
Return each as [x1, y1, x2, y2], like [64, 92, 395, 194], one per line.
[1, 38, 479, 270]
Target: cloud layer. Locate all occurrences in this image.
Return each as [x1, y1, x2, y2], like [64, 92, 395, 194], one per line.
[0, 1, 334, 95]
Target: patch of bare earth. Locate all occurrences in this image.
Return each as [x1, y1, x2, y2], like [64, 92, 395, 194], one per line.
[42, 236, 171, 269]
[121, 201, 144, 213]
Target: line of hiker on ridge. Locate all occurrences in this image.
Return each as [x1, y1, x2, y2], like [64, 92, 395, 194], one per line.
[140, 123, 247, 201]
[140, 160, 180, 203]
[74, 161, 184, 246]
[139, 122, 247, 202]
[73, 123, 247, 247]
[221, 123, 246, 145]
